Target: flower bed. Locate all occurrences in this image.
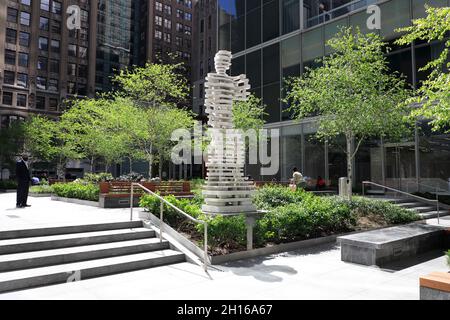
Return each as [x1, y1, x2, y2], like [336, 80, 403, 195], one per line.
[140, 185, 420, 255]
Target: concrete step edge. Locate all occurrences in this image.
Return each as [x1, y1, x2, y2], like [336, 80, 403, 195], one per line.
[0, 249, 185, 293]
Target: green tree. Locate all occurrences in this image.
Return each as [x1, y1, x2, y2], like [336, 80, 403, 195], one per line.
[396, 5, 450, 131]
[285, 27, 411, 199]
[113, 61, 188, 108]
[232, 93, 267, 132]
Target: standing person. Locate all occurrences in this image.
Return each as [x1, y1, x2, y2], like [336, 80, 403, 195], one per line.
[316, 176, 326, 190]
[16, 154, 31, 208]
[292, 167, 304, 190]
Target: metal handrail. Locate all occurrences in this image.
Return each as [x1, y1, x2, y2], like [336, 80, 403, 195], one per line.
[362, 181, 440, 224]
[406, 180, 449, 194]
[129, 182, 209, 272]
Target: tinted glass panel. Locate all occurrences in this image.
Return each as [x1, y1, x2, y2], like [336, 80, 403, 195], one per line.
[246, 7, 261, 49]
[263, 43, 280, 85]
[246, 50, 262, 89]
[231, 16, 245, 53]
[263, 1, 279, 42]
[231, 55, 245, 77]
[263, 82, 280, 123]
[282, 0, 300, 35]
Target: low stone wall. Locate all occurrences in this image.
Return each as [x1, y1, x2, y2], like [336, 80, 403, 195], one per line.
[51, 195, 99, 207]
[29, 193, 52, 198]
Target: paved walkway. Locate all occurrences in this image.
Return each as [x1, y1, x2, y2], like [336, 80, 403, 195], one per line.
[0, 192, 449, 300]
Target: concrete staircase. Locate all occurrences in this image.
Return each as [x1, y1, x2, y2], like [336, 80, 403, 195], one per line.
[366, 195, 450, 219]
[0, 221, 185, 293]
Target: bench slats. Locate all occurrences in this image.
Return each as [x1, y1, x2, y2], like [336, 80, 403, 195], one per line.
[420, 272, 450, 293]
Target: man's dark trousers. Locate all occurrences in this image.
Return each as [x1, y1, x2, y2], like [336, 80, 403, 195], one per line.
[16, 161, 30, 207]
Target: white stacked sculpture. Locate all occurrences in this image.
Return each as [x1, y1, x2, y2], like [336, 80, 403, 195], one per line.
[202, 51, 257, 215]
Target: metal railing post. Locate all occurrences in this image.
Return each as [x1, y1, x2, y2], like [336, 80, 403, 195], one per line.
[160, 200, 164, 243]
[130, 183, 134, 222]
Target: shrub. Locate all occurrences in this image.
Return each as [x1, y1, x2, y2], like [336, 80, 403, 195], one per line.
[82, 172, 113, 184]
[253, 185, 311, 210]
[196, 214, 247, 249]
[117, 172, 144, 182]
[190, 178, 205, 192]
[30, 184, 53, 194]
[256, 196, 354, 243]
[0, 180, 17, 190]
[52, 182, 99, 201]
[342, 196, 419, 225]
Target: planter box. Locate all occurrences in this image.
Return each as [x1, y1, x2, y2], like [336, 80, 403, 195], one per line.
[141, 210, 342, 265]
[51, 195, 99, 207]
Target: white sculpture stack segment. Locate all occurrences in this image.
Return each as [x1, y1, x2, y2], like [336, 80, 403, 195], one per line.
[202, 50, 257, 215]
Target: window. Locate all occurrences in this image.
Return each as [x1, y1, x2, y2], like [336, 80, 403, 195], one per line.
[38, 56, 48, 70]
[18, 52, 28, 67]
[20, 12, 31, 26]
[17, 94, 27, 107]
[52, 1, 62, 14]
[79, 46, 87, 59]
[176, 36, 182, 47]
[17, 73, 28, 88]
[39, 37, 48, 50]
[68, 44, 77, 57]
[40, 0, 50, 11]
[155, 16, 162, 26]
[156, 1, 163, 11]
[7, 8, 18, 23]
[52, 20, 61, 33]
[81, 10, 88, 22]
[184, 25, 191, 36]
[164, 5, 172, 15]
[5, 50, 16, 65]
[78, 65, 87, 78]
[4, 71, 15, 85]
[36, 96, 46, 110]
[36, 77, 47, 90]
[200, 40, 204, 54]
[6, 29, 17, 44]
[19, 32, 30, 47]
[2, 92, 13, 106]
[68, 63, 76, 76]
[177, 9, 183, 18]
[155, 30, 162, 40]
[183, 52, 190, 60]
[176, 23, 183, 32]
[49, 59, 59, 73]
[164, 19, 172, 29]
[49, 79, 58, 91]
[184, 13, 192, 21]
[200, 61, 204, 76]
[185, 0, 192, 9]
[80, 28, 88, 41]
[49, 98, 58, 111]
[51, 39, 60, 53]
[164, 33, 171, 43]
[21, 0, 31, 6]
[200, 20, 204, 33]
[208, 15, 212, 29]
[40, 16, 49, 31]
[68, 82, 76, 94]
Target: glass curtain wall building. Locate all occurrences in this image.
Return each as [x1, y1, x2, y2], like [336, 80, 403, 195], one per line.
[217, 0, 450, 193]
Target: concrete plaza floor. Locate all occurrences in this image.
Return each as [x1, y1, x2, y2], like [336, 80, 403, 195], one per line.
[0, 192, 449, 300]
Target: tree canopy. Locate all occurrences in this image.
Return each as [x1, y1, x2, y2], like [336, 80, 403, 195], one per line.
[396, 5, 450, 132]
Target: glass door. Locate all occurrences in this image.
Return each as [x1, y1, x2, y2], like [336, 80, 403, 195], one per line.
[385, 142, 416, 191]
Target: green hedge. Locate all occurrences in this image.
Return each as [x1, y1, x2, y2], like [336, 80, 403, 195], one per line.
[0, 180, 17, 190]
[30, 185, 54, 194]
[253, 185, 312, 210]
[52, 182, 99, 201]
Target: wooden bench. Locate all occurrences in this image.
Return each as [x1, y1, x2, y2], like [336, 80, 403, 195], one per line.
[420, 272, 450, 300]
[99, 181, 193, 208]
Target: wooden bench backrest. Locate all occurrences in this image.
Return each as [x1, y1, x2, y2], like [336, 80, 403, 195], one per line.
[100, 181, 191, 194]
[420, 272, 450, 293]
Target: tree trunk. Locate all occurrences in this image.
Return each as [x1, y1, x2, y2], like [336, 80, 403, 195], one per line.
[90, 156, 94, 173]
[129, 157, 133, 173]
[346, 135, 353, 200]
[159, 161, 163, 180]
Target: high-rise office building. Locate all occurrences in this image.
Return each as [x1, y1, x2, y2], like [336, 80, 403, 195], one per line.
[192, 0, 217, 120]
[217, 0, 450, 192]
[0, 0, 196, 127]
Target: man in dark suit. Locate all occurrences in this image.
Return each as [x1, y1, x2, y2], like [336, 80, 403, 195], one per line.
[16, 154, 31, 208]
